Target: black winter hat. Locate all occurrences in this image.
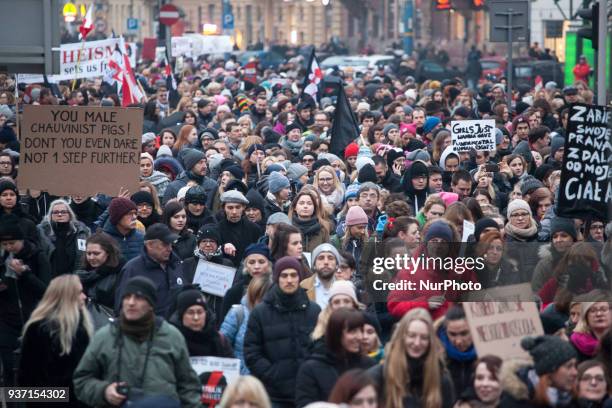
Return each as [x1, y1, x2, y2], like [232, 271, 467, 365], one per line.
[184, 186, 207, 205]
[358, 164, 378, 184]
[285, 122, 302, 135]
[176, 288, 207, 319]
[409, 161, 428, 179]
[404, 139, 426, 152]
[540, 313, 568, 336]
[262, 127, 282, 144]
[245, 189, 265, 213]
[363, 312, 382, 339]
[0, 179, 17, 195]
[224, 179, 248, 196]
[196, 224, 221, 244]
[312, 159, 331, 174]
[130, 191, 154, 207]
[520, 176, 544, 196]
[386, 149, 405, 168]
[474, 217, 500, 242]
[0, 214, 24, 241]
[123, 276, 157, 307]
[521, 335, 577, 375]
[550, 217, 577, 241]
[223, 165, 245, 180]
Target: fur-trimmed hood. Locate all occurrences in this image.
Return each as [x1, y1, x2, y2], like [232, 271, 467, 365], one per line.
[500, 357, 534, 401]
[537, 244, 554, 262]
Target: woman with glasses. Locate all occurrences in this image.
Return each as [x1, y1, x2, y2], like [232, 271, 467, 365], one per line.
[0, 152, 17, 179]
[38, 199, 91, 277]
[570, 294, 612, 363]
[574, 360, 610, 407]
[503, 199, 542, 282]
[313, 165, 345, 212]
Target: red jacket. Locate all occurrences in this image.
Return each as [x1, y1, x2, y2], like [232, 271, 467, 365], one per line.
[387, 247, 478, 320]
[573, 62, 590, 83]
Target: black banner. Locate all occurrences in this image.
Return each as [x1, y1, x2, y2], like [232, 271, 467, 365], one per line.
[557, 103, 610, 221]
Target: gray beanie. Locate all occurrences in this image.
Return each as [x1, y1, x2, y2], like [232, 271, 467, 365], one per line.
[141, 132, 156, 145]
[182, 148, 206, 171]
[520, 176, 544, 196]
[268, 171, 290, 194]
[406, 149, 431, 162]
[287, 163, 308, 181]
[312, 243, 342, 265]
[383, 123, 399, 137]
[521, 335, 577, 375]
[550, 136, 565, 157]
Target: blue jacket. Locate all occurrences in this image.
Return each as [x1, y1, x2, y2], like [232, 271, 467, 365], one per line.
[102, 220, 144, 262]
[220, 296, 251, 375]
[114, 247, 185, 317]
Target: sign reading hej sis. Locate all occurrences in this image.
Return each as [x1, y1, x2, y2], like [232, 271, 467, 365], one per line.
[558, 103, 610, 221]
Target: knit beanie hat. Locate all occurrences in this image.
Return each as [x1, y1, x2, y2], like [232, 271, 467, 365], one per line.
[550, 217, 577, 241]
[247, 144, 265, 158]
[176, 289, 207, 318]
[386, 148, 405, 168]
[328, 280, 358, 304]
[244, 242, 271, 260]
[358, 164, 377, 184]
[550, 136, 565, 157]
[267, 212, 291, 226]
[130, 191, 154, 207]
[423, 116, 441, 134]
[223, 165, 245, 181]
[141, 132, 156, 145]
[287, 163, 308, 181]
[265, 163, 286, 175]
[182, 148, 206, 171]
[355, 156, 375, 173]
[506, 199, 531, 218]
[268, 171, 291, 194]
[474, 217, 500, 242]
[123, 276, 157, 307]
[273, 256, 304, 283]
[312, 243, 342, 265]
[109, 197, 137, 226]
[520, 176, 544, 196]
[521, 335, 577, 375]
[406, 149, 431, 163]
[438, 191, 459, 207]
[156, 145, 173, 158]
[383, 123, 399, 137]
[540, 314, 568, 335]
[196, 224, 221, 245]
[285, 122, 302, 135]
[495, 128, 504, 145]
[402, 123, 418, 137]
[345, 206, 369, 227]
[140, 152, 154, 164]
[0, 180, 18, 195]
[344, 184, 361, 202]
[534, 164, 554, 182]
[425, 220, 453, 242]
[363, 312, 382, 338]
[185, 186, 207, 205]
[344, 143, 360, 159]
[0, 214, 25, 241]
[409, 161, 428, 179]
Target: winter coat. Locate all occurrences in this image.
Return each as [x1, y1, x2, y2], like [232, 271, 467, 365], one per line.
[500, 359, 574, 408]
[220, 297, 251, 374]
[169, 311, 233, 358]
[504, 229, 543, 283]
[141, 170, 170, 198]
[221, 270, 252, 319]
[76, 260, 125, 310]
[18, 317, 90, 407]
[477, 258, 522, 289]
[37, 220, 90, 277]
[173, 229, 196, 260]
[292, 217, 329, 253]
[217, 216, 263, 267]
[73, 317, 201, 408]
[532, 245, 562, 292]
[0, 240, 52, 332]
[70, 198, 104, 231]
[295, 347, 376, 407]
[162, 171, 217, 208]
[381, 171, 403, 193]
[244, 286, 321, 406]
[263, 196, 286, 221]
[438, 325, 477, 394]
[387, 245, 478, 321]
[114, 248, 185, 317]
[101, 220, 144, 262]
[0, 207, 40, 245]
[368, 358, 456, 408]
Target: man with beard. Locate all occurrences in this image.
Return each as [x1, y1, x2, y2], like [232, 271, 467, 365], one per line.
[217, 190, 262, 267]
[249, 96, 268, 125]
[372, 155, 401, 193]
[184, 186, 215, 233]
[300, 243, 342, 309]
[163, 149, 216, 208]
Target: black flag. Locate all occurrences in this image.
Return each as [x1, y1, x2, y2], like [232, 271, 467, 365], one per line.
[329, 85, 360, 157]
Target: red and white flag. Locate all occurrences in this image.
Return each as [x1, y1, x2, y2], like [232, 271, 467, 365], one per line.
[105, 37, 144, 106]
[78, 5, 94, 40]
[534, 75, 543, 92]
[301, 49, 322, 104]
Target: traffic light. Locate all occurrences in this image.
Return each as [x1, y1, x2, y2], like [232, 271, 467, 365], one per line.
[577, 2, 599, 49]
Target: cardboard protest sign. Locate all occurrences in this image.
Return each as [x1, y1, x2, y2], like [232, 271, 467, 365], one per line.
[190, 357, 240, 406]
[171, 36, 192, 58]
[464, 300, 544, 359]
[192, 260, 237, 297]
[60, 38, 120, 79]
[19, 105, 142, 196]
[557, 103, 610, 221]
[451, 119, 496, 152]
[463, 283, 536, 302]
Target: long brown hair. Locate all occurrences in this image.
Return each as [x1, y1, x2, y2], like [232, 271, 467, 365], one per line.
[383, 308, 444, 408]
[288, 189, 331, 237]
[173, 124, 196, 152]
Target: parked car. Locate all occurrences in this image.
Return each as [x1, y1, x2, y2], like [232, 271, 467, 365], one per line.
[480, 56, 507, 82]
[415, 60, 462, 83]
[321, 54, 395, 73]
[513, 60, 565, 89]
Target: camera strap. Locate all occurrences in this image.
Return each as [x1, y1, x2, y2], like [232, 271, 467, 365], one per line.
[116, 330, 154, 389]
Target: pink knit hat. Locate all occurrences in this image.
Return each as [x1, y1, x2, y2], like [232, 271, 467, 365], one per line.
[438, 192, 459, 207]
[345, 206, 369, 227]
[329, 280, 358, 304]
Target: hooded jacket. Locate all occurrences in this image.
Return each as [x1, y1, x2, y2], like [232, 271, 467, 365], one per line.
[102, 219, 144, 262]
[243, 285, 321, 406]
[37, 220, 90, 277]
[401, 160, 430, 214]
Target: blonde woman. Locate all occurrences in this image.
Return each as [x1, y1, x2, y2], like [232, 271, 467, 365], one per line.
[18, 275, 93, 407]
[219, 375, 271, 408]
[313, 165, 345, 211]
[368, 308, 455, 408]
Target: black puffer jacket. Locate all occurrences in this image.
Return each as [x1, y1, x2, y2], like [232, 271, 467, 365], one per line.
[244, 285, 321, 407]
[295, 347, 375, 407]
[173, 229, 197, 260]
[76, 260, 125, 310]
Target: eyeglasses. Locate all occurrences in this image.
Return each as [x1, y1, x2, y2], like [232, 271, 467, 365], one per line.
[185, 309, 205, 317]
[0, 162, 11, 166]
[319, 177, 333, 183]
[590, 224, 604, 230]
[588, 305, 611, 315]
[51, 210, 70, 215]
[580, 374, 606, 383]
[137, 203, 152, 209]
[510, 212, 530, 219]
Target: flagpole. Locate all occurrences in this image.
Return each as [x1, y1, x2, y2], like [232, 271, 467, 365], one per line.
[71, 41, 86, 91]
[13, 74, 20, 142]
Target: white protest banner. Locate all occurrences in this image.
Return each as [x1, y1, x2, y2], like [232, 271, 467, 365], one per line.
[192, 260, 236, 297]
[171, 36, 192, 57]
[17, 74, 73, 84]
[464, 299, 544, 359]
[60, 38, 121, 79]
[190, 356, 240, 406]
[185, 35, 233, 57]
[451, 119, 496, 152]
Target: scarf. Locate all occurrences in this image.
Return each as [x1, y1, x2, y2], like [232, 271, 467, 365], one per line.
[570, 331, 599, 357]
[193, 247, 223, 261]
[438, 326, 477, 362]
[293, 216, 321, 237]
[273, 284, 303, 311]
[282, 138, 304, 154]
[120, 310, 155, 343]
[321, 188, 344, 210]
[504, 218, 538, 241]
[179, 321, 226, 357]
[186, 170, 204, 184]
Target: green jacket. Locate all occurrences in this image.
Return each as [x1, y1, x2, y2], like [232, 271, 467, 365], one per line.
[73, 317, 202, 408]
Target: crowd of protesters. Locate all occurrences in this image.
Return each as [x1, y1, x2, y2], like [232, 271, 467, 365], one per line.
[0, 43, 610, 408]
